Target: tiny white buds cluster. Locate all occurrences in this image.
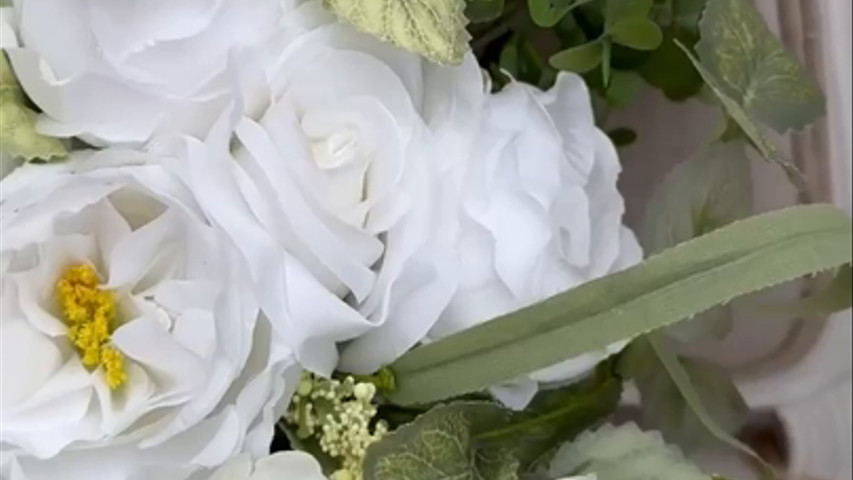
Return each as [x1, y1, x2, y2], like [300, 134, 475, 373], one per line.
[286, 373, 388, 480]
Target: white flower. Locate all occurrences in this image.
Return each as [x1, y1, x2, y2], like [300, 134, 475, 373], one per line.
[2, 0, 296, 145]
[174, 2, 485, 376]
[0, 150, 300, 480]
[207, 452, 326, 480]
[427, 74, 643, 409]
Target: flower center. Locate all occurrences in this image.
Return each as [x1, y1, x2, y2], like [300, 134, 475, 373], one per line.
[55, 264, 126, 390]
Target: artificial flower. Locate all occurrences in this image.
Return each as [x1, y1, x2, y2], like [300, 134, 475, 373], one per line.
[175, 1, 485, 376]
[0, 149, 300, 480]
[427, 74, 643, 409]
[207, 452, 326, 480]
[1, 0, 296, 146]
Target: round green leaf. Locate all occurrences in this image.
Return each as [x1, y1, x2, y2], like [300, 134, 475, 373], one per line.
[528, 0, 590, 27]
[550, 40, 604, 73]
[467, 0, 505, 23]
[608, 18, 663, 50]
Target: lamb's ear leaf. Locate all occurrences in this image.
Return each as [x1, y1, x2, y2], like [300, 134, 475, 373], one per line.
[323, 0, 470, 65]
[388, 205, 853, 405]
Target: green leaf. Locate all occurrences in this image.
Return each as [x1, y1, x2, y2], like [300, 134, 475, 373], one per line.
[0, 53, 67, 161]
[547, 423, 712, 479]
[621, 337, 749, 452]
[640, 33, 704, 101]
[695, 0, 825, 133]
[501, 35, 558, 89]
[528, 0, 591, 28]
[642, 334, 774, 477]
[640, 141, 753, 341]
[605, 71, 644, 107]
[605, 0, 654, 25]
[479, 362, 623, 469]
[641, 140, 754, 255]
[323, 0, 470, 65]
[363, 402, 518, 480]
[607, 18, 663, 50]
[467, 0, 506, 23]
[388, 205, 853, 405]
[550, 40, 605, 73]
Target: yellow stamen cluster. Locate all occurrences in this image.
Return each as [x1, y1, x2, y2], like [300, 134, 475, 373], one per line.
[56, 264, 126, 390]
[286, 373, 388, 480]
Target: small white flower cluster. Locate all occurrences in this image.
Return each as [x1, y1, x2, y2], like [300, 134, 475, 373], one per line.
[287, 374, 389, 479]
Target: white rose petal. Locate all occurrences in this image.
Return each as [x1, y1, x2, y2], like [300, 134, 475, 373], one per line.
[429, 73, 643, 409]
[206, 452, 326, 480]
[3, 0, 296, 145]
[0, 150, 300, 480]
[174, 2, 486, 376]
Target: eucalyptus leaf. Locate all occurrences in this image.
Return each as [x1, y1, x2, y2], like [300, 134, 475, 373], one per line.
[620, 337, 749, 452]
[362, 402, 518, 480]
[0, 53, 67, 161]
[550, 40, 605, 73]
[695, 0, 825, 133]
[323, 0, 470, 65]
[547, 423, 712, 480]
[388, 205, 853, 405]
[643, 334, 774, 476]
[607, 18, 663, 50]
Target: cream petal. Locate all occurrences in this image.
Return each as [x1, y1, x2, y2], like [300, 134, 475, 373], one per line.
[251, 452, 325, 480]
[92, 362, 155, 436]
[0, 319, 63, 410]
[209, 456, 252, 480]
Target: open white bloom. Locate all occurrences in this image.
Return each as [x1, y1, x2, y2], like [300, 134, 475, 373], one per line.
[177, 2, 485, 375]
[207, 452, 326, 480]
[2, 0, 295, 145]
[0, 150, 300, 480]
[428, 74, 643, 409]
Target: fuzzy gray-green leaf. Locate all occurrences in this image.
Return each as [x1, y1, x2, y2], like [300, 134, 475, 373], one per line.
[388, 205, 853, 405]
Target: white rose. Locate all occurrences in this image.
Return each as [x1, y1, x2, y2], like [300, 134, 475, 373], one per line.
[175, 2, 485, 375]
[0, 150, 300, 480]
[206, 452, 326, 480]
[2, 0, 295, 145]
[428, 74, 643, 409]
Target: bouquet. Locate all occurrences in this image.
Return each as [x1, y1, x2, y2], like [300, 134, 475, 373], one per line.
[0, 0, 849, 479]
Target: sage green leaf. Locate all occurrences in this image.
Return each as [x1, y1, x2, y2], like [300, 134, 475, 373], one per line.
[528, 0, 591, 28]
[641, 141, 753, 255]
[323, 0, 470, 65]
[620, 337, 749, 452]
[478, 362, 623, 469]
[695, 0, 825, 133]
[643, 334, 774, 476]
[607, 18, 663, 50]
[388, 205, 853, 405]
[641, 140, 753, 341]
[0, 53, 67, 161]
[467, 0, 505, 23]
[639, 0, 706, 100]
[362, 402, 518, 480]
[550, 40, 604, 73]
[547, 423, 712, 480]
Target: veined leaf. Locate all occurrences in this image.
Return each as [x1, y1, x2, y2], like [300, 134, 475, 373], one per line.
[695, 0, 825, 133]
[547, 423, 712, 480]
[0, 53, 67, 161]
[388, 205, 853, 405]
[324, 0, 470, 65]
[363, 402, 518, 480]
